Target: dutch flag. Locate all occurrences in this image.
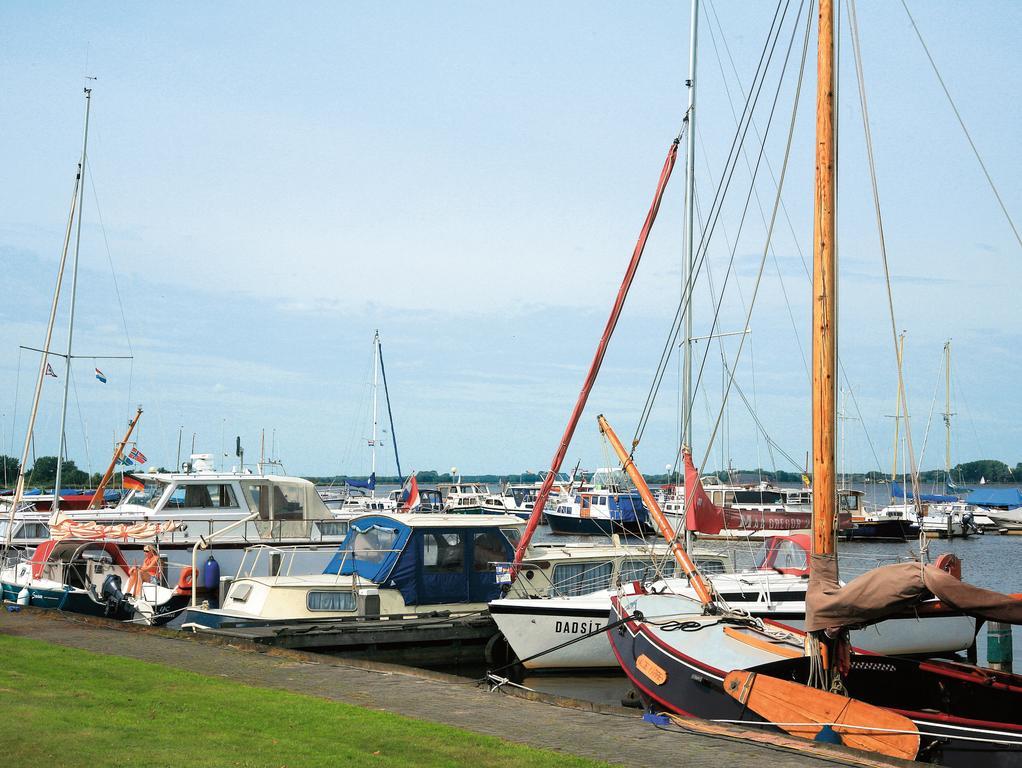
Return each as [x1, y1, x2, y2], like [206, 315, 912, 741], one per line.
[95, 368, 107, 384]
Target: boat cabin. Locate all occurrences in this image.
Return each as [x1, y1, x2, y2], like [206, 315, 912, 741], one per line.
[327, 513, 523, 606]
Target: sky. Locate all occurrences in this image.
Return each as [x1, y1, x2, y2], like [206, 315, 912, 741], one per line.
[1, 1, 1020, 479]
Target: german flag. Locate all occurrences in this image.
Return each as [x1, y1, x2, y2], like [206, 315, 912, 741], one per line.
[123, 474, 145, 492]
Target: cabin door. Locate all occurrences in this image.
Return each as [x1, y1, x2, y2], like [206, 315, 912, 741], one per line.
[468, 530, 514, 602]
[416, 530, 470, 603]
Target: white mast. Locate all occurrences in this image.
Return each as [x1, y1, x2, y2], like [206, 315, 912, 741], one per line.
[681, 0, 699, 449]
[943, 339, 953, 479]
[53, 87, 92, 516]
[371, 329, 380, 496]
[3, 89, 87, 549]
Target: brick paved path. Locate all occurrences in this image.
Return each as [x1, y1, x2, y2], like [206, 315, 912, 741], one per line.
[0, 608, 916, 768]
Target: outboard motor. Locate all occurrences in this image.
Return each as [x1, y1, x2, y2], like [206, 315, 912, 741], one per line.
[963, 510, 978, 535]
[101, 573, 125, 616]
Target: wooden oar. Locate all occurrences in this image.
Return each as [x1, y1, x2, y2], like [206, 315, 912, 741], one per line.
[723, 670, 920, 761]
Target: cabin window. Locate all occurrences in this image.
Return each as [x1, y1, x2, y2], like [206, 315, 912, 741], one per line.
[552, 561, 613, 596]
[423, 532, 464, 573]
[182, 484, 239, 509]
[229, 583, 253, 603]
[139, 480, 167, 509]
[241, 482, 270, 520]
[619, 559, 669, 584]
[316, 521, 349, 538]
[350, 526, 399, 566]
[840, 494, 860, 512]
[273, 484, 305, 520]
[15, 523, 49, 540]
[693, 558, 726, 575]
[307, 591, 356, 611]
[472, 531, 506, 571]
[500, 527, 522, 549]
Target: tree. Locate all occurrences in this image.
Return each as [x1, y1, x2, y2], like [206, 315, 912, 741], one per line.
[27, 456, 89, 489]
[0, 455, 20, 487]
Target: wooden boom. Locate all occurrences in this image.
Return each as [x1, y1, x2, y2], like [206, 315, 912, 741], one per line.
[88, 407, 142, 509]
[597, 414, 713, 607]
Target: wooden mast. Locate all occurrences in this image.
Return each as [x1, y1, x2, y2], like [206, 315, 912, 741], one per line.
[812, 0, 837, 559]
[597, 414, 713, 607]
[88, 407, 142, 509]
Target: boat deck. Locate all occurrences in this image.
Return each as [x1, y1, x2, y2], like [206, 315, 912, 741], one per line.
[192, 612, 497, 664]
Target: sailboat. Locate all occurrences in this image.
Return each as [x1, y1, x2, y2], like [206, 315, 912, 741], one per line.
[1, 89, 189, 623]
[607, 2, 1022, 764]
[328, 330, 405, 514]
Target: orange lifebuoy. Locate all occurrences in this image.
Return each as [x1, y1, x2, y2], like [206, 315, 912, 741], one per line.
[935, 553, 962, 580]
[175, 566, 195, 595]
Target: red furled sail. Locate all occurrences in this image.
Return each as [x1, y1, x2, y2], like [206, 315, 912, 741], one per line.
[511, 138, 681, 567]
[682, 447, 723, 534]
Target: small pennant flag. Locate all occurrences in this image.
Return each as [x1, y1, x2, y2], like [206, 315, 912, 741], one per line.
[45, 363, 57, 378]
[119, 455, 134, 466]
[123, 474, 145, 492]
[95, 368, 107, 383]
[128, 447, 148, 465]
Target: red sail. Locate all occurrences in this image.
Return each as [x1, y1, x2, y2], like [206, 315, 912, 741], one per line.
[682, 447, 723, 534]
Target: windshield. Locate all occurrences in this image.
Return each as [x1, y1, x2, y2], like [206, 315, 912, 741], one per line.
[133, 479, 168, 510]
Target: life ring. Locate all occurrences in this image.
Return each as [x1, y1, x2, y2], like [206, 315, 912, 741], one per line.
[175, 566, 195, 595]
[934, 553, 962, 580]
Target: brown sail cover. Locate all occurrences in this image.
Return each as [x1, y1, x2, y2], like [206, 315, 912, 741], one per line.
[806, 554, 1022, 632]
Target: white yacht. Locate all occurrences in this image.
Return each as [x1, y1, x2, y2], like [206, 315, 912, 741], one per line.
[1, 455, 348, 578]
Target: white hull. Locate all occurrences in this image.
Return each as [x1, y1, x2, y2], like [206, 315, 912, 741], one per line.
[492, 581, 976, 670]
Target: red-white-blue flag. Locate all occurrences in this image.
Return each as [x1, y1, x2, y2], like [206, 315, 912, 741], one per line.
[128, 447, 147, 465]
[401, 473, 420, 512]
[95, 368, 107, 383]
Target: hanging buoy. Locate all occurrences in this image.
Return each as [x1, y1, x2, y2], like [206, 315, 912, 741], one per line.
[16, 587, 30, 606]
[204, 555, 221, 593]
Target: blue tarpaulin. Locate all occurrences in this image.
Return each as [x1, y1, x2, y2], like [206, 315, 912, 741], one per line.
[890, 482, 957, 504]
[346, 473, 376, 490]
[966, 487, 1022, 509]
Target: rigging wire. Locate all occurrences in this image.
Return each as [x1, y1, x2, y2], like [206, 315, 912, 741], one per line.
[847, 0, 926, 526]
[694, 0, 813, 472]
[709, 0, 883, 477]
[899, 0, 1022, 252]
[631, 0, 796, 450]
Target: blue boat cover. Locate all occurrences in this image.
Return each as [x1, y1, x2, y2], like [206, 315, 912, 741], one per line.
[346, 472, 376, 490]
[890, 482, 957, 504]
[323, 516, 408, 582]
[966, 487, 1022, 509]
[321, 514, 515, 606]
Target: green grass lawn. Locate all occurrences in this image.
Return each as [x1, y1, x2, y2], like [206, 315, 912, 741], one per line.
[0, 635, 609, 768]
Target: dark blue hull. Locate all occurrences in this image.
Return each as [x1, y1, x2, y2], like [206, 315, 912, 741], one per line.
[607, 598, 1022, 767]
[545, 508, 654, 536]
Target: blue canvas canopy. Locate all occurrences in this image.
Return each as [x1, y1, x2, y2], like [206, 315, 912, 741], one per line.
[321, 514, 516, 606]
[323, 516, 408, 582]
[346, 472, 376, 490]
[966, 487, 1022, 509]
[890, 481, 957, 504]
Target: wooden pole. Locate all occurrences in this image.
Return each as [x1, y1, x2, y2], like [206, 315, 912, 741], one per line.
[597, 414, 713, 607]
[812, 0, 837, 559]
[88, 407, 142, 509]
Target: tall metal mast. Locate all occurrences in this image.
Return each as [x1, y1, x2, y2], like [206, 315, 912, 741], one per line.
[681, 0, 699, 449]
[53, 87, 92, 515]
[943, 339, 953, 478]
[371, 329, 380, 496]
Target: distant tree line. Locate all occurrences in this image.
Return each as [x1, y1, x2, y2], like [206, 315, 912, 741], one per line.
[3, 454, 1017, 491]
[0, 454, 170, 491]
